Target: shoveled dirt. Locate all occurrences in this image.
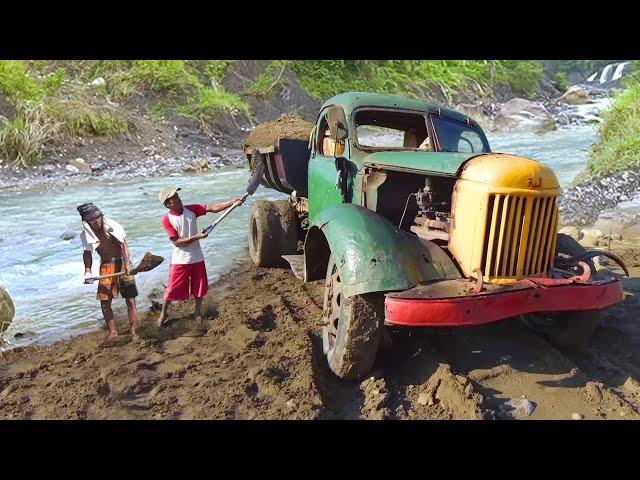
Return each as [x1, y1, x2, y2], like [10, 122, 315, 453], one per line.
[244, 114, 314, 151]
[1, 249, 640, 420]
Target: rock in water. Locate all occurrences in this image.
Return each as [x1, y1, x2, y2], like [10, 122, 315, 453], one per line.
[492, 98, 556, 134]
[60, 231, 76, 240]
[558, 86, 591, 105]
[0, 287, 15, 333]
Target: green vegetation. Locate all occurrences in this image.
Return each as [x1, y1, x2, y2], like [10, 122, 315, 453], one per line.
[47, 98, 129, 137]
[203, 61, 234, 84]
[0, 103, 59, 167]
[0, 59, 571, 169]
[178, 87, 251, 129]
[583, 79, 640, 179]
[0, 60, 248, 166]
[249, 61, 287, 97]
[0, 61, 44, 102]
[289, 60, 544, 101]
[554, 71, 569, 91]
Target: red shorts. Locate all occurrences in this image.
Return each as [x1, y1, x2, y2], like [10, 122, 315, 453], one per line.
[164, 261, 208, 301]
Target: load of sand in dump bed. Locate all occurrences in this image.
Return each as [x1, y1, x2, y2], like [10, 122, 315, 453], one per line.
[244, 114, 314, 151]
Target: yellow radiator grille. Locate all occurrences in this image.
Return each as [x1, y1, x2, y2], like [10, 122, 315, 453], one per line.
[481, 194, 558, 284]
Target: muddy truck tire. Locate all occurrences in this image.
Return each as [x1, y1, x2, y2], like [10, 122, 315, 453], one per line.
[248, 200, 299, 267]
[521, 233, 601, 350]
[322, 254, 385, 379]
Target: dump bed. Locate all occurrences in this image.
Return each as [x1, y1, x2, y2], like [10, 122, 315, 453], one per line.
[245, 138, 310, 197]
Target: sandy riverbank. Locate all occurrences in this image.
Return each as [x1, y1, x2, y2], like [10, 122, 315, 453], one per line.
[2, 244, 640, 420]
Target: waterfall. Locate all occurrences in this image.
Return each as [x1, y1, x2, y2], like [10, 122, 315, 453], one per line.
[611, 62, 630, 82]
[587, 71, 598, 82]
[600, 63, 614, 84]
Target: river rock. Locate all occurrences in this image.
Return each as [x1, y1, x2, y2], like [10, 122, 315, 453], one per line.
[0, 287, 15, 333]
[559, 225, 583, 242]
[90, 77, 106, 87]
[492, 98, 556, 134]
[497, 398, 536, 419]
[580, 228, 605, 247]
[558, 170, 640, 226]
[558, 86, 591, 105]
[67, 158, 92, 174]
[60, 231, 76, 241]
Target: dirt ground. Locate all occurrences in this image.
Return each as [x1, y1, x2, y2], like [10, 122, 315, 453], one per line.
[1, 247, 640, 420]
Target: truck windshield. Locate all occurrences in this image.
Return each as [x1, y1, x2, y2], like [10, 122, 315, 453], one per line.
[354, 109, 431, 151]
[431, 116, 490, 153]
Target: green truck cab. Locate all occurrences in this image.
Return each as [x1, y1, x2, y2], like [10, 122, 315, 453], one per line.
[245, 92, 624, 380]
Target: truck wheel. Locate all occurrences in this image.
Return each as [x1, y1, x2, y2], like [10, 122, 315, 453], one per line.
[248, 200, 299, 267]
[322, 254, 384, 379]
[521, 233, 601, 350]
[248, 201, 282, 267]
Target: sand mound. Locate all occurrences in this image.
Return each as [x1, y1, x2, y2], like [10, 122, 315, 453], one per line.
[245, 114, 314, 150]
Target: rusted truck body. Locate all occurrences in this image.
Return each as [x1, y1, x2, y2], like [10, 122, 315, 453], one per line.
[245, 92, 625, 380]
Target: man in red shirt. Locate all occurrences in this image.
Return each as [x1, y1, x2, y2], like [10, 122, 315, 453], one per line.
[157, 187, 244, 329]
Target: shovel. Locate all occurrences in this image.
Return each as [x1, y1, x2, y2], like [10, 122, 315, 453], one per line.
[202, 153, 265, 236]
[84, 252, 164, 284]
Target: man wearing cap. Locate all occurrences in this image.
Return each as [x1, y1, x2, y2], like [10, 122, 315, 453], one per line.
[157, 187, 244, 329]
[78, 203, 139, 343]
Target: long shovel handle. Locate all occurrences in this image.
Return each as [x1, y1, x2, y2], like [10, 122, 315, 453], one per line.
[84, 271, 128, 284]
[203, 193, 248, 235]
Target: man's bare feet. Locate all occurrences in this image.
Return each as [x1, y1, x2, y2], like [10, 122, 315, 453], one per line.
[100, 330, 118, 346]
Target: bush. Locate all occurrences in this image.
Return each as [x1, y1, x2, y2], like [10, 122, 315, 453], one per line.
[178, 86, 251, 129]
[0, 103, 59, 167]
[0, 61, 44, 102]
[554, 71, 569, 91]
[584, 81, 640, 178]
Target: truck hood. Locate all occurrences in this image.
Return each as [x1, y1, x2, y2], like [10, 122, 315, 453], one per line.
[363, 151, 483, 176]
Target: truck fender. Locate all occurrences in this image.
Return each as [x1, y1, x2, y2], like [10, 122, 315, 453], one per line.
[303, 204, 460, 298]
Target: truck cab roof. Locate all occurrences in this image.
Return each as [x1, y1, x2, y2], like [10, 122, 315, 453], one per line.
[320, 92, 481, 130]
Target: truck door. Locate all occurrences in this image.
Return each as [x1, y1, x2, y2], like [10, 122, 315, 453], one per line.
[308, 106, 350, 222]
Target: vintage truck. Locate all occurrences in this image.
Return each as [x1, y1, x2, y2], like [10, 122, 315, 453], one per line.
[245, 92, 626, 380]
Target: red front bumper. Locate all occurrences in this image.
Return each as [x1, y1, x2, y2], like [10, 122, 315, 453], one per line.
[384, 276, 625, 327]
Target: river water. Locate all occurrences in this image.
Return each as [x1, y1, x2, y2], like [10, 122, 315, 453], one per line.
[0, 122, 605, 348]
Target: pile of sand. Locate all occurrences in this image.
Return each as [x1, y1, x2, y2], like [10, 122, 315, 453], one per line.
[244, 114, 314, 150]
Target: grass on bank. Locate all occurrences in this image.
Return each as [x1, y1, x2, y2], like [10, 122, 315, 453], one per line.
[287, 60, 544, 102]
[0, 103, 59, 167]
[583, 79, 640, 179]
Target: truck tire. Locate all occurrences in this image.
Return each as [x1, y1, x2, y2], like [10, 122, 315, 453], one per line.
[248, 200, 299, 267]
[322, 254, 384, 379]
[521, 233, 601, 350]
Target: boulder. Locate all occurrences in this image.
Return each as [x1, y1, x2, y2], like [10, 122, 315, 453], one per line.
[67, 157, 92, 174]
[90, 77, 106, 87]
[558, 86, 591, 105]
[559, 225, 583, 242]
[492, 98, 556, 134]
[0, 287, 15, 333]
[579, 228, 605, 247]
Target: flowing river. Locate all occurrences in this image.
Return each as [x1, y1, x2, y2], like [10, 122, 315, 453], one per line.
[0, 122, 605, 348]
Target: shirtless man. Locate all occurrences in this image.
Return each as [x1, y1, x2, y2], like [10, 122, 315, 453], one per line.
[78, 203, 139, 343]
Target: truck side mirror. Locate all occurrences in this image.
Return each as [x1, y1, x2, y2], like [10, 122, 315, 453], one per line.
[327, 106, 348, 141]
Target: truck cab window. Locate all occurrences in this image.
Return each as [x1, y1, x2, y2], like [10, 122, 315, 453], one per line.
[354, 109, 430, 151]
[431, 116, 490, 153]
